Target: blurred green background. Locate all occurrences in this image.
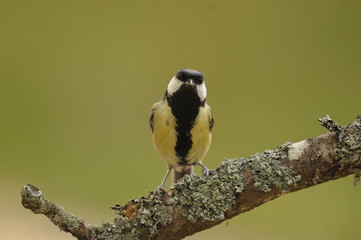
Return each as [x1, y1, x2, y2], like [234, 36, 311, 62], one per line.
[1, 0, 361, 239]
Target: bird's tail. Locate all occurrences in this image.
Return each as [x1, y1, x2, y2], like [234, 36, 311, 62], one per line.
[172, 165, 194, 186]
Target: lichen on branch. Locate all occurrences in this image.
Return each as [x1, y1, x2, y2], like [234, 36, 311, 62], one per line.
[21, 114, 361, 240]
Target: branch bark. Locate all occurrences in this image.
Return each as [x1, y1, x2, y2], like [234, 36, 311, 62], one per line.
[21, 114, 361, 240]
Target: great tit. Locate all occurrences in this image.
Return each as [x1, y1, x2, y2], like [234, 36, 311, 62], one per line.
[150, 69, 214, 192]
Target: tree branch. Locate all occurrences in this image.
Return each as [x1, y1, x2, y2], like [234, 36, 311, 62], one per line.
[21, 114, 361, 240]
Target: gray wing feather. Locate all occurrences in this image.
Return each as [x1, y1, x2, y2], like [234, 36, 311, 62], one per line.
[149, 107, 155, 133]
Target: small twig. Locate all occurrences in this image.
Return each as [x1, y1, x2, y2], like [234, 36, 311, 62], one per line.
[21, 184, 90, 240]
[318, 114, 342, 132]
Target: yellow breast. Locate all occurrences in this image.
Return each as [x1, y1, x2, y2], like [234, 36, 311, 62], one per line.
[152, 101, 212, 167]
[187, 105, 212, 165]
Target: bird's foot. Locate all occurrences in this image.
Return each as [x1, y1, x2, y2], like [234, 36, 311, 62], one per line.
[198, 163, 210, 178]
[154, 168, 171, 194]
[202, 166, 210, 178]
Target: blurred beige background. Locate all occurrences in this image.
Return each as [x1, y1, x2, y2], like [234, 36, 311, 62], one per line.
[1, 1, 361, 239]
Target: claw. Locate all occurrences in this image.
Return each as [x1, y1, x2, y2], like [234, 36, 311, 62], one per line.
[154, 168, 172, 194]
[202, 167, 210, 177]
[154, 184, 166, 194]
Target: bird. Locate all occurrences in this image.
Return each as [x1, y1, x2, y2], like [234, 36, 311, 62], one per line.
[150, 69, 214, 192]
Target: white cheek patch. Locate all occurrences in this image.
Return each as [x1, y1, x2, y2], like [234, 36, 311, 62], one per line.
[197, 82, 207, 101]
[167, 77, 182, 96]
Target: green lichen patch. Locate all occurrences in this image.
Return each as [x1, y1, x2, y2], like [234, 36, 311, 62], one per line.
[110, 193, 172, 239]
[93, 220, 136, 240]
[334, 115, 361, 167]
[136, 195, 172, 237]
[49, 206, 85, 233]
[247, 143, 301, 192]
[168, 158, 245, 222]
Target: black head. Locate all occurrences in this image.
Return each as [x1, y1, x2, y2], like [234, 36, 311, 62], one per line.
[175, 69, 204, 85]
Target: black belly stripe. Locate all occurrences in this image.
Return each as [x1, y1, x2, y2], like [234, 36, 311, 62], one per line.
[167, 85, 201, 165]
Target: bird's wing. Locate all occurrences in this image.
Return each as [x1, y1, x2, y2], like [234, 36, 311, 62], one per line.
[150, 100, 162, 133]
[149, 106, 156, 133]
[206, 104, 214, 131]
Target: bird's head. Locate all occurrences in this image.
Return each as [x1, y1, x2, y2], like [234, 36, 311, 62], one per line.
[167, 69, 207, 103]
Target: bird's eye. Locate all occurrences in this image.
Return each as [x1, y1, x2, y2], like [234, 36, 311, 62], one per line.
[193, 77, 203, 85]
[176, 72, 187, 82]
